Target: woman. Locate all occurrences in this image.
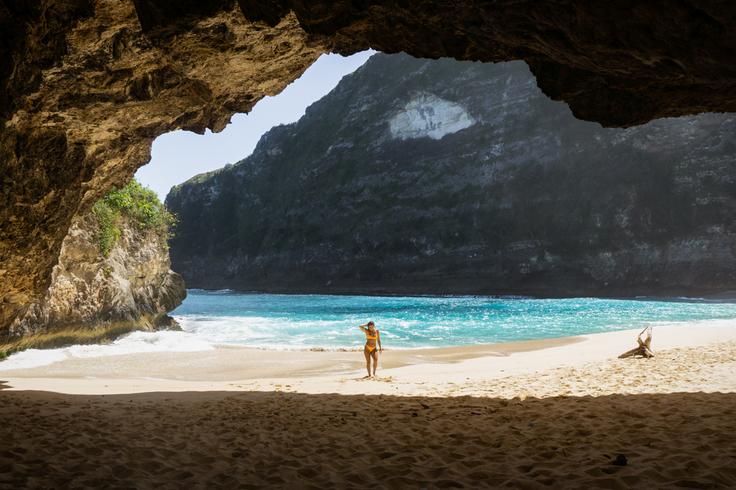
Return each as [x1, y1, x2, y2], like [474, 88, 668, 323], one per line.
[358, 321, 382, 378]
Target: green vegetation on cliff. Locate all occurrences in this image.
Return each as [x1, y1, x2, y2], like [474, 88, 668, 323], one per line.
[92, 179, 175, 256]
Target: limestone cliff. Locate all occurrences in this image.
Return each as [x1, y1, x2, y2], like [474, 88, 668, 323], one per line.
[167, 54, 736, 297]
[7, 181, 185, 345]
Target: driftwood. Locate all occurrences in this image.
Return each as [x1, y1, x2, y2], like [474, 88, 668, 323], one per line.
[618, 325, 654, 358]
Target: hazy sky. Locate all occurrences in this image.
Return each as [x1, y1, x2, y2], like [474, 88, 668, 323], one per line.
[135, 50, 375, 200]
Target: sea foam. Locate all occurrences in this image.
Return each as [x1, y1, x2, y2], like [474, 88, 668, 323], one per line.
[0, 330, 214, 371]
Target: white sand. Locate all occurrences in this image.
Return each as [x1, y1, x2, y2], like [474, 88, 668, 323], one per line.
[3, 319, 735, 396]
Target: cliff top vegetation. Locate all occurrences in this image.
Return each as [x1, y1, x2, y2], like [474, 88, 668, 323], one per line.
[92, 179, 175, 257]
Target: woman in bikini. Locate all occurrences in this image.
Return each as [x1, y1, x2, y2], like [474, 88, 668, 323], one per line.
[358, 321, 382, 378]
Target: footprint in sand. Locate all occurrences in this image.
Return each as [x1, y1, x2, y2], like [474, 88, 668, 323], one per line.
[351, 375, 394, 382]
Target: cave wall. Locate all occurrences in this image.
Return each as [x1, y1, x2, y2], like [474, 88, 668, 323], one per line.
[1, 0, 736, 335]
[0, 0, 325, 335]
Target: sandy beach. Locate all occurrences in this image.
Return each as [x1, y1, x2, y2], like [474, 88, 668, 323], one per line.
[3, 320, 735, 397]
[2, 320, 736, 488]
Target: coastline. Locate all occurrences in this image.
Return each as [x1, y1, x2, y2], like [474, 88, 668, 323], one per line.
[2, 319, 735, 396]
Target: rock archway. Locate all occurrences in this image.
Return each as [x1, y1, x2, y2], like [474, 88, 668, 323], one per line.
[2, 0, 735, 335]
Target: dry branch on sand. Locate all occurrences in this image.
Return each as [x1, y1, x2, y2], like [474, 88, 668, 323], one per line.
[618, 326, 654, 359]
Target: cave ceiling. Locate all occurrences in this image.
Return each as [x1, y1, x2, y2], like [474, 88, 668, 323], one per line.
[1, 0, 735, 334]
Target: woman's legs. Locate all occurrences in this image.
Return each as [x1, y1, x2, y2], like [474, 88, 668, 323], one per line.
[363, 348, 372, 377]
[370, 350, 379, 377]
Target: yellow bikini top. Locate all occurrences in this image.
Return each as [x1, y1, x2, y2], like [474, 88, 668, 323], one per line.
[365, 330, 378, 340]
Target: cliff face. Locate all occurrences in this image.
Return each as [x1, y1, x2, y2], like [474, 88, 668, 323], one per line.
[167, 54, 736, 297]
[2, 0, 736, 335]
[8, 183, 185, 343]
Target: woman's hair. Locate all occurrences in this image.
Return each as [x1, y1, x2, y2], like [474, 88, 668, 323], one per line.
[367, 321, 375, 327]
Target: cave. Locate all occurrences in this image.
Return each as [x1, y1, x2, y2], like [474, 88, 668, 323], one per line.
[2, 0, 736, 337]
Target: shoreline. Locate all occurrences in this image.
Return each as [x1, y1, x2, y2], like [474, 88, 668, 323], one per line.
[2, 319, 735, 396]
[194, 334, 582, 353]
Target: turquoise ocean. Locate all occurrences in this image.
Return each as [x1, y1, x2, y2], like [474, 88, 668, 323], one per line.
[173, 290, 736, 350]
[3, 289, 736, 370]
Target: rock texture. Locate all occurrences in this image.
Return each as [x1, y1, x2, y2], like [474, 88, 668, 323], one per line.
[8, 205, 185, 341]
[2, 0, 736, 333]
[167, 54, 736, 297]
[0, 0, 323, 336]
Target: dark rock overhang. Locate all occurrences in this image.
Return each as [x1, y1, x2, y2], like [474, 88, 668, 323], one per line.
[1, 0, 735, 334]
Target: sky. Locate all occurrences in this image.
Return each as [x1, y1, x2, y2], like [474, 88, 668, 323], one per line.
[135, 50, 375, 200]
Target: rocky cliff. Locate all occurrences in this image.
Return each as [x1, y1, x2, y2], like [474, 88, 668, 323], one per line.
[6, 180, 185, 347]
[167, 54, 736, 297]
